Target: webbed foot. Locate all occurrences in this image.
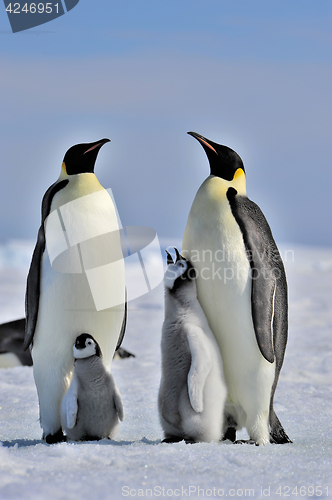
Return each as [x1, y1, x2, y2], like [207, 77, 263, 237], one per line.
[44, 429, 66, 444]
[222, 427, 236, 442]
[162, 435, 184, 443]
[234, 439, 258, 446]
[185, 438, 197, 444]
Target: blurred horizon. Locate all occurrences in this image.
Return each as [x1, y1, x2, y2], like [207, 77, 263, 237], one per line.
[0, 0, 331, 247]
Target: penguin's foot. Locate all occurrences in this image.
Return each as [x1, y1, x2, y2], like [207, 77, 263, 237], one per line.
[81, 435, 102, 442]
[114, 347, 135, 360]
[234, 439, 258, 446]
[44, 429, 66, 444]
[185, 438, 197, 445]
[162, 435, 184, 444]
[222, 427, 236, 442]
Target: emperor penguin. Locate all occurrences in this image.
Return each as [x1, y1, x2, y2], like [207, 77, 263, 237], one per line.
[61, 333, 124, 441]
[24, 139, 126, 444]
[158, 248, 226, 443]
[182, 132, 291, 445]
[0, 318, 32, 368]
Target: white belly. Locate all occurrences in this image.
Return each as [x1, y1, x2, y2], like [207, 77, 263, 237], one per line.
[32, 249, 125, 371]
[33, 174, 125, 369]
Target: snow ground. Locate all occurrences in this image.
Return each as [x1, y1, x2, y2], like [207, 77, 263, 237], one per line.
[0, 241, 331, 500]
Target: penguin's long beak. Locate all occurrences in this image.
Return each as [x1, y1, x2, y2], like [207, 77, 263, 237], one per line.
[187, 132, 218, 155]
[165, 250, 174, 265]
[83, 138, 110, 155]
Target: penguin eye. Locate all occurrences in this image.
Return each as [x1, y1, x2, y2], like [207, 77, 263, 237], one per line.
[87, 340, 92, 346]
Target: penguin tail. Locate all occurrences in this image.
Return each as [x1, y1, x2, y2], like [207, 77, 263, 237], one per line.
[269, 409, 292, 444]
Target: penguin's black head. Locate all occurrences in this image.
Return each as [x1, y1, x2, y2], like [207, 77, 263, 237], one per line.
[73, 333, 102, 360]
[62, 138, 110, 175]
[164, 248, 197, 292]
[188, 131, 245, 181]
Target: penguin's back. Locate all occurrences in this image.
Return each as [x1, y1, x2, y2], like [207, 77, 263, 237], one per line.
[159, 318, 192, 428]
[159, 297, 226, 442]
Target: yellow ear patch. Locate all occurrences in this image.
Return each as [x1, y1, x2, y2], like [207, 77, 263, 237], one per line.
[233, 168, 244, 180]
[232, 168, 246, 195]
[58, 162, 69, 180]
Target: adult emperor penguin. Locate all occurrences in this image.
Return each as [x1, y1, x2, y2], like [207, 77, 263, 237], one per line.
[61, 334, 124, 441]
[182, 132, 291, 445]
[158, 249, 226, 443]
[24, 139, 126, 444]
[0, 318, 32, 368]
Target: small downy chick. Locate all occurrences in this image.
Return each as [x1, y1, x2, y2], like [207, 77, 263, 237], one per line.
[61, 333, 124, 441]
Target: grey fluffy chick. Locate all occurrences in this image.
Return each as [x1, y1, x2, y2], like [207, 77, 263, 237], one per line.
[61, 334, 124, 441]
[158, 249, 226, 443]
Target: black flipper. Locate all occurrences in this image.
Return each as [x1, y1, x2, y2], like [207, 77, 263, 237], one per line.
[24, 180, 69, 350]
[115, 288, 127, 351]
[226, 187, 291, 443]
[226, 187, 287, 364]
[24, 224, 46, 351]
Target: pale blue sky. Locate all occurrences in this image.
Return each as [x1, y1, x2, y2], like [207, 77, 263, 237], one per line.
[0, 1, 331, 246]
